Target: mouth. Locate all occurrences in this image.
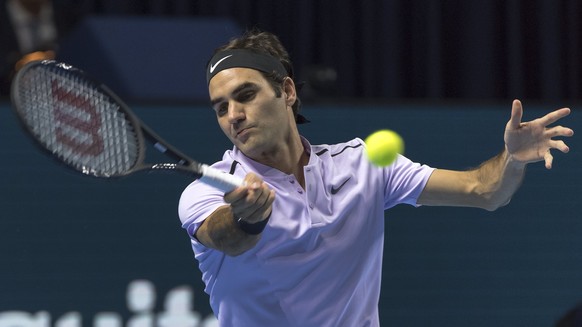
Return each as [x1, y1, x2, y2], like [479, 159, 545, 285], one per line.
[234, 126, 252, 140]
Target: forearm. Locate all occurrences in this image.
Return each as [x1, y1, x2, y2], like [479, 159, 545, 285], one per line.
[419, 149, 526, 211]
[195, 205, 262, 256]
[470, 149, 526, 210]
[420, 101, 571, 211]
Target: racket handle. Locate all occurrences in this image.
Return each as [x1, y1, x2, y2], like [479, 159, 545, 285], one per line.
[199, 164, 244, 193]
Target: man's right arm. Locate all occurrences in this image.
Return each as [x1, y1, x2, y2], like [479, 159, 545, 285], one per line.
[195, 173, 275, 256]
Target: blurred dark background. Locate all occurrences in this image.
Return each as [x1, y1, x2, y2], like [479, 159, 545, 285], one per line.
[2, 0, 582, 103]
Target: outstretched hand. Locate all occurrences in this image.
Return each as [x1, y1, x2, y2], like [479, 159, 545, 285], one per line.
[504, 99, 574, 169]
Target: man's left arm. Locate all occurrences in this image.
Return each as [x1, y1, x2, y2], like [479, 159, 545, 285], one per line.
[417, 99, 573, 211]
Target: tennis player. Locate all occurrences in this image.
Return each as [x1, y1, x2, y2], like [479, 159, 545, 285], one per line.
[178, 30, 573, 326]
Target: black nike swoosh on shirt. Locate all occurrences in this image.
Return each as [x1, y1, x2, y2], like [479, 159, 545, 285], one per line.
[331, 177, 351, 195]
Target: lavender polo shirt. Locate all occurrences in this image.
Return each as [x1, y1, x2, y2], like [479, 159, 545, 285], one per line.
[178, 137, 434, 327]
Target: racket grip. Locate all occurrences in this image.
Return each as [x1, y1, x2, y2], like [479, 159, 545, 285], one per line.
[199, 164, 244, 193]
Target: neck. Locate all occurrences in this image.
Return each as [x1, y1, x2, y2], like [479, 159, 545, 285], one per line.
[254, 133, 309, 188]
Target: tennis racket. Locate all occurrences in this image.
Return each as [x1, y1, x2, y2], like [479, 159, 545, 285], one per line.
[10, 60, 243, 192]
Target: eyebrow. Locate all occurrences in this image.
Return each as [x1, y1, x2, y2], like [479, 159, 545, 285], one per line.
[210, 82, 259, 107]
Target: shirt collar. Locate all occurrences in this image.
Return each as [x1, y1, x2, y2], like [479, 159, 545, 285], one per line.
[230, 136, 316, 178]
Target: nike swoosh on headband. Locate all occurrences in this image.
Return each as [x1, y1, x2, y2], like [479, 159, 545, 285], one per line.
[209, 55, 233, 73]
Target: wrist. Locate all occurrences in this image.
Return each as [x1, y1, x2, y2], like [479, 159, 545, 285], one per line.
[504, 148, 527, 170]
[233, 216, 270, 235]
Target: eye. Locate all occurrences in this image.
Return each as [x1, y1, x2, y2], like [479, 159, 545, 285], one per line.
[237, 90, 256, 102]
[215, 103, 228, 117]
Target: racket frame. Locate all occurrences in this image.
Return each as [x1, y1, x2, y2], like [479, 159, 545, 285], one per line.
[10, 60, 243, 191]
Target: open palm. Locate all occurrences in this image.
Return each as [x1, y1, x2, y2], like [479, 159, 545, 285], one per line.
[504, 100, 574, 169]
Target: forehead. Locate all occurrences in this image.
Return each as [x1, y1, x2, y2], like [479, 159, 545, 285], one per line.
[208, 68, 267, 98]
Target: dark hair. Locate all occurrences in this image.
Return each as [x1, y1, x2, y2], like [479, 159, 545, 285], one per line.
[214, 30, 303, 121]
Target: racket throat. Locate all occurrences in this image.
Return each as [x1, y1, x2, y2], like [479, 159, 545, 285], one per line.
[150, 163, 203, 179]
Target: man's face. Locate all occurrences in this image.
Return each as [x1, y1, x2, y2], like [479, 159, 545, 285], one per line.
[208, 68, 293, 159]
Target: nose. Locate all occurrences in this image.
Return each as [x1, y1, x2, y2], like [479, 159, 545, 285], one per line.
[227, 102, 245, 124]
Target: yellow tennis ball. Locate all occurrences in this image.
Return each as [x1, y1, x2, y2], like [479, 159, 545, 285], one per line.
[364, 130, 404, 167]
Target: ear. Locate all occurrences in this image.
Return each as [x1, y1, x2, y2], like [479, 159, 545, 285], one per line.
[282, 77, 297, 107]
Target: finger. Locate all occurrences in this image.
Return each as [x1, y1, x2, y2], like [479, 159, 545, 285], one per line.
[246, 184, 273, 216]
[538, 108, 571, 126]
[550, 139, 570, 154]
[231, 194, 261, 220]
[244, 173, 264, 188]
[507, 99, 523, 130]
[246, 189, 276, 222]
[224, 186, 249, 204]
[545, 125, 574, 138]
[257, 187, 276, 211]
[230, 184, 263, 209]
[544, 151, 553, 170]
[251, 183, 269, 204]
[260, 189, 276, 219]
[231, 182, 273, 220]
[225, 172, 263, 204]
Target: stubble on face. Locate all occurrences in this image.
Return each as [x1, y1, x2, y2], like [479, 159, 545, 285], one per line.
[209, 68, 291, 162]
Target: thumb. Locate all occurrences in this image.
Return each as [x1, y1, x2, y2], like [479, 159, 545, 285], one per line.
[507, 99, 523, 130]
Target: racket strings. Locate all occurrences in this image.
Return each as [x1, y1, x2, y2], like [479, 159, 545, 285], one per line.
[15, 63, 141, 177]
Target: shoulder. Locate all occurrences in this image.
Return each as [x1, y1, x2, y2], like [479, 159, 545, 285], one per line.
[311, 138, 365, 159]
[178, 149, 239, 223]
